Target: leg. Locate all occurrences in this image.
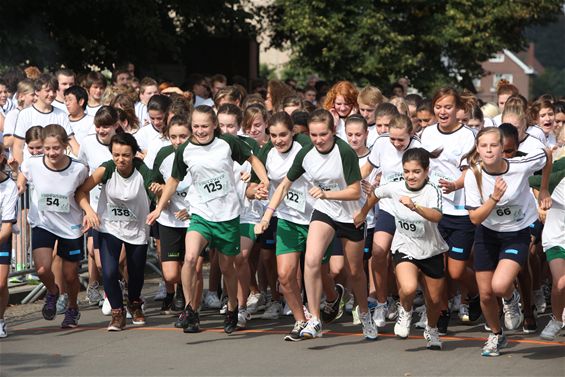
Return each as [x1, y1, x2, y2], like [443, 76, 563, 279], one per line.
[394, 262, 419, 312]
[371, 231, 393, 303]
[235, 236, 254, 309]
[277, 252, 304, 321]
[33, 248, 57, 294]
[182, 231, 208, 309]
[125, 243, 148, 302]
[491, 260, 522, 300]
[342, 239, 369, 313]
[99, 233, 125, 309]
[476, 271, 501, 333]
[62, 260, 80, 309]
[0, 265, 8, 319]
[218, 253, 238, 311]
[421, 274, 446, 328]
[548, 258, 565, 319]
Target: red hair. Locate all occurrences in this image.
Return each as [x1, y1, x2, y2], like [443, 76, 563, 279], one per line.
[323, 81, 359, 112]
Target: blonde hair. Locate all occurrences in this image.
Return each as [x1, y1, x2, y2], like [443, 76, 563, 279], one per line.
[463, 127, 503, 199]
[357, 86, 384, 107]
[481, 102, 499, 118]
[389, 97, 409, 115]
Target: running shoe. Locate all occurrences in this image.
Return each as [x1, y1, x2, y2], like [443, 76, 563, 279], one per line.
[387, 297, 399, 321]
[344, 293, 354, 314]
[42, 289, 59, 320]
[533, 289, 547, 315]
[183, 306, 200, 333]
[358, 307, 378, 340]
[219, 296, 228, 314]
[203, 291, 222, 309]
[540, 316, 563, 341]
[56, 293, 69, 315]
[300, 318, 322, 339]
[101, 294, 112, 316]
[468, 294, 482, 322]
[246, 291, 267, 314]
[414, 305, 428, 329]
[372, 301, 388, 328]
[424, 326, 442, 350]
[261, 301, 283, 320]
[224, 308, 238, 334]
[394, 305, 412, 339]
[284, 320, 306, 341]
[61, 307, 80, 328]
[86, 282, 103, 306]
[352, 305, 360, 325]
[153, 280, 167, 301]
[107, 308, 126, 331]
[437, 309, 450, 336]
[320, 284, 344, 324]
[449, 293, 461, 313]
[237, 308, 251, 329]
[283, 302, 292, 316]
[523, 311, 537, 334]
[458, 304, 470, 322]
[160, 294, 175, 315]
[128, 300, 146, 325]
[503, 290, 523, 331]
[173, 285, 186, 312]
[481, 332, 508, 357]
[175, 305, 197, 330]
[0, 320, 7, 338]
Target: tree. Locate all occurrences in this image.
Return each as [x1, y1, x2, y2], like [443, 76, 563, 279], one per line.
[0, 0, 258, 72]
[262, 0, 563, 96]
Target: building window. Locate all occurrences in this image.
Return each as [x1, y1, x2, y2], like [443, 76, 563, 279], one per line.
[489, 53, 505, 63]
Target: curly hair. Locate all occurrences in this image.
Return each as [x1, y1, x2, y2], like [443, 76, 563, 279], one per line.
[323, 81, 359, 113]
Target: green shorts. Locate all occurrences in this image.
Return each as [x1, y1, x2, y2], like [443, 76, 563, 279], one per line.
[240, 223, 257, 242]
[276, 219, 332, 263]
[188, 214, 240, 256]
[546, 246, 565, 262]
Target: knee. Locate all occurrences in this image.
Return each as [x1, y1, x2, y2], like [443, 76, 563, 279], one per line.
[278, 271, 294, 288]
[555, 276, 565, 292]
[491, 281, 512, 298]
[184, 255, 198, 268]
[398, 282, 418, 298]
[36, 265, 50, 277]
[448, 264, 464, 281]
[304, 257, 321, 272]
[372, 246, 388, 262]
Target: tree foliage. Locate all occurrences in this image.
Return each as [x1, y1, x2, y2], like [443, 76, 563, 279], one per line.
[0, 0, 258, 71]
[263, 0, 563, 95]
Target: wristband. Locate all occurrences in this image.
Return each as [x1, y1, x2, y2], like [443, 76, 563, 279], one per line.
[489, 194, 499, 203]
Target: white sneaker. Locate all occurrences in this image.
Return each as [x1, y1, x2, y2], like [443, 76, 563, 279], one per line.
[387, 297, 399, 320]
[237, 308, 251, 329]
[449, 294, 461, 313]
[414, 305, 428, 329]
[459, 304, 470, 322]
[503, 290, 523, 330]
[424, 326, 442, 350]
[153, 280, 167, 301]
[56, 293, 69, 314]
[86, 282, 103, 306]
[533, 289, 547, 315]
[101, 295, 112, 316]
[261, 301, 283, 320]
[372, 301, 388, 328]
[345, 294, 354, 313]
[358, 307, 378, 340]
[0, 320, 7, 338]
[246, 292, 266, 314]
[203, 291, 221, 309]
[352, 305, 361, 325]
[300, 317, 322, 339]
[394, 305, 412, 338]
[540, 316, 564, 341]
[283, 302, 292, 316]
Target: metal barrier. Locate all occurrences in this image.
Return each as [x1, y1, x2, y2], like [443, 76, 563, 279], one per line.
[8, 185, 163, 304]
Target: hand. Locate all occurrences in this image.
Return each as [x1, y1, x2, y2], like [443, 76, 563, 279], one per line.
[136, 151, 145, 160]
[329, 108, 340, 128]
[174, 209, 190, 221]
[309, 186, 326, 199]
[353, 210, 366, 228]
[372, 173, 382, 188]
[254, 220, 269, 235]
[7, 157, 18, 173]
[491, 177, 507, 201]
[399, 196, 416, 211]
[361, 179, 373, 196]
[537, 208, 547, 224]
[146, 208, 161, 225]
[148, 182, 164, 196]
[254, 184, 269, 200]
[240, 171, 251, 183]
[438, 178, 457, 194]
[82, 211, 100, 233]
[16, 181, 26, 195]
[537, 188, 552, 211]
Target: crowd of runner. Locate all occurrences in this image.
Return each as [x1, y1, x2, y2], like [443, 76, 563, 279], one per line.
[0, 65, 563, 357]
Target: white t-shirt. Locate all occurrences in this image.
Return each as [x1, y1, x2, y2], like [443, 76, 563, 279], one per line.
[234, 136, 263, 225]
[287, 137, 361, 223]
[69, 114, 95, 147]
[97, 159, 152, 245]
[0, 175, 18, 224]
[420, 124, 475, 216]
[86, 104, 102, 117]
[15, 105, 73, 140]
[367, 124, 379, 149]
[375, 181, 448, 259]
[194, 96, 214, 107]
[464, 150, 547, 232]
[519, 134, 546, 155]
[52, 99, 68, 113]
[542, 177, 565, 252]
[2, 108, 20, 137]
[21, 156, 88, 239]
[134, 101, 150, 127]
[77, 134, 112, 210]
[171, 134, 252, 222]
[134, 124, 161, 154]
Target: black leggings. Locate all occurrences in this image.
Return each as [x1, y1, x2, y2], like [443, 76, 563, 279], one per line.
[99, 232, 148, 309]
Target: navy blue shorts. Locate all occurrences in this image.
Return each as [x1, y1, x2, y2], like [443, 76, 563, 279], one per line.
[31, 227, 84, 262]
[473, 225, 530, 271]
[374, 209, 396, 236]
[0, 238, 12, 265]
[438, 214, 476, 261]
[363, 227, 375, 261]
[311, 210, 365, 242]
[258, 217, 277, 250]
[87, 228, 100, 250]
[529, 220, 543, 245]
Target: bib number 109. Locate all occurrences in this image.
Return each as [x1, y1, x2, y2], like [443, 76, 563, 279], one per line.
[397, 219, 424, 237]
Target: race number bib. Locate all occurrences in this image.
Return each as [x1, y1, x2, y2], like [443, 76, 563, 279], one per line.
[196, 174, 228, 202]
[382, 172, 403, 185]
[397, 219, 425, 238]
[39, 194, 70, 213]
[284, 189, 306, 213]
[430, 171, 455, 201]
[318, 182, 339, 192]
[107, 204, 136, 221]
[494, 205, 525, 222]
